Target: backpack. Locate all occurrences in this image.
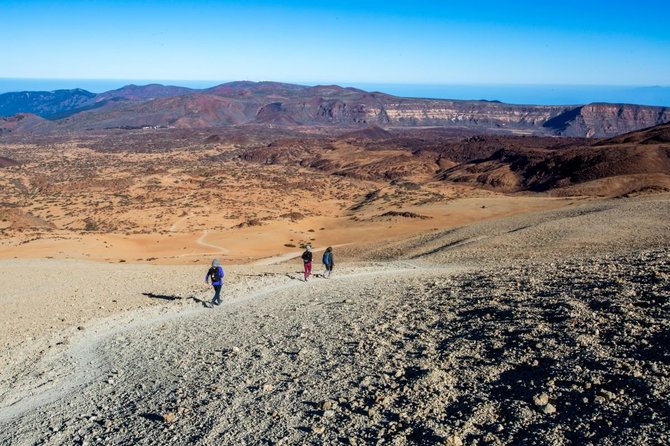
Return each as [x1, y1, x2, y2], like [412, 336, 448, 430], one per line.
[209, 266, 221, 283]
[302, 250, 312, 263]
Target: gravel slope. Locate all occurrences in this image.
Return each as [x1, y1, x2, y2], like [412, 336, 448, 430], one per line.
[1, 196, 669, 446]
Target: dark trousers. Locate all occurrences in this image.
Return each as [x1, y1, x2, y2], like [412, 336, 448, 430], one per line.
[212, 285, 222, 304]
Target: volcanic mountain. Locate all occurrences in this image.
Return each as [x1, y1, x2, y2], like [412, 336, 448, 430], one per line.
[93, 84, 196, 103]
[0, 82, 669, 137]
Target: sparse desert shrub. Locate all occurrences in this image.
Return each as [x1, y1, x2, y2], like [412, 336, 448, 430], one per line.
[233, 219, 264, 229]
[83, 218, 98, 231]
[284, 243, 296, 248]
[279, 212, 304, 221]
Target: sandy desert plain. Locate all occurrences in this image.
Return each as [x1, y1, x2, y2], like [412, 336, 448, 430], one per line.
[0, 124, 669, 445]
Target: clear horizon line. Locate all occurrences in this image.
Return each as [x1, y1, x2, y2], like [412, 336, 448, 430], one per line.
[0, 77, 668, 89]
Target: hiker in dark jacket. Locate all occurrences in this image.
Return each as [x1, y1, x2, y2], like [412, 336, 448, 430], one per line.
[301, 245, 313, 281]
[322, 246, 334, 278]
[205, 258, 224, 305]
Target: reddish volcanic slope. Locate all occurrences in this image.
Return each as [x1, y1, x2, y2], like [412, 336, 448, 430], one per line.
[439, 123, 670, 195]
[339, 126, 393, 140]
[206, 121, 670, 196]
[0, 113, 56, 135]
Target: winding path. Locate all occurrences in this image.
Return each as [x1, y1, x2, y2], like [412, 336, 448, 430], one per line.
[195, 229, 230, 254]
[0, 262, 464, 426]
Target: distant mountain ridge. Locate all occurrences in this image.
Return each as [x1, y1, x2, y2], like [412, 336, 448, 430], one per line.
[0, 88, 96, 119]
[94, 84, 195, 102]
[0, 81, 668, 138]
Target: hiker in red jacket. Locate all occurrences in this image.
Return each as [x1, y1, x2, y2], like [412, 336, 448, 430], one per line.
[301, 245, 313, 281]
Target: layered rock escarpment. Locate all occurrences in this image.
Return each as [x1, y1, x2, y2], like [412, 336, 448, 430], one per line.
[261, 97, 668, 138]
[369, 99, 569, 130]
[543, 103, 670, 137]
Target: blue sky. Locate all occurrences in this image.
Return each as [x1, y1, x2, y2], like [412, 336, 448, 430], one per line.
[2, 0, 669, 86]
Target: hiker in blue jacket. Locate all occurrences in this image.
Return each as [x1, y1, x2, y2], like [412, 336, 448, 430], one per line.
[205, 258, 225, 305]
[322, 246, 334, 278]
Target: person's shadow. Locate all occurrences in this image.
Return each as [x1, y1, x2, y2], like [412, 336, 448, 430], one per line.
[286, 271, 327, 281]
[142, 292, 180, 301]
[142, 292, 211, 308]
[286, 272, 303, 281]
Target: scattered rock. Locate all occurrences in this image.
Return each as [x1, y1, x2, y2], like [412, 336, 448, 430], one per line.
[600, 389, 615, 400]
[445, 434, 463, 446]
[533, 393, 550, 406]
[161, 413, 176, 423]
[320, 400, 336, 411]
[543, 404, 557, 414]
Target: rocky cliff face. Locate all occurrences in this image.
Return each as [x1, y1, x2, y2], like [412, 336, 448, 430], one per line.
[263, 97, 668, 137]
[578, 104, 669, 137]
[240, 93, 668, 137]
[375, 99, 569, 130]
